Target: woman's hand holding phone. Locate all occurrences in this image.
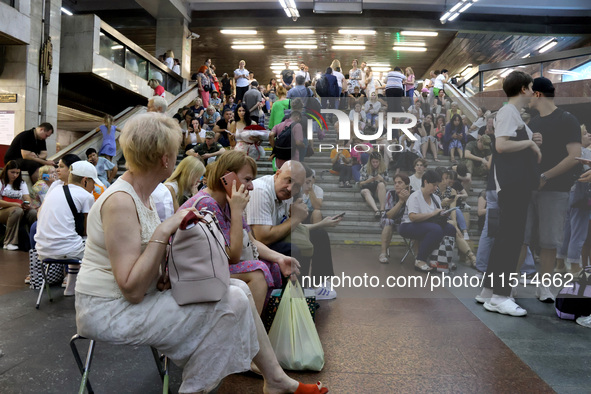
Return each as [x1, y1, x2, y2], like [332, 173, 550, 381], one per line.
[227, 180, 249, 213]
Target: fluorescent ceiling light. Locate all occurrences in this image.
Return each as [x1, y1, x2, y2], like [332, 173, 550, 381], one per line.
[393, 42, 426, 46]
[459, 2, 472, 13]
[548, 69, 580, 76]
[440, 12, 452, 22]
[231, 45, 264, 50]
[332, 45, 366, 50]
[499, 68, 513, 78]
[400, 31, 438, 37]
[484, 77, 498, 87]
[221, 30, 257, 35]
[393, 46, 427, 52]
[459, 64, 473, 76]
[111, 45, 124, 50]
[449, 1, 465, 13]
[448, 12, 460, 21]
[285, 44, 318, 49]
[538, 39, 557, 53]
[522, 53, 531, 58]
[278, 29, 315, 35]
[285, 40, 316, 44]
[338, 29, 376, 35]
[60, 7, 73, 15]
[279, 0, 299, 18]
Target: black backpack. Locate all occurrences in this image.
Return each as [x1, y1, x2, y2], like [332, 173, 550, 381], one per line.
[316, 76, 329, 97]
[272, 123, 294, 161]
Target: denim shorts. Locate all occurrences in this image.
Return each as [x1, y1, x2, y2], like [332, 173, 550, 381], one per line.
[523, 190, 569, 249]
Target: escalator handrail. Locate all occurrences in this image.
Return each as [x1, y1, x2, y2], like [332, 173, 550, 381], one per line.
[444, 82, 479, 122]
[49, 84, 199, 162]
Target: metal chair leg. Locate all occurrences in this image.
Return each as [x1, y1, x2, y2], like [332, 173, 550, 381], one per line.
[70, 335, 95, 394]
[35, 278, 45, 309]
[401, 238, 416, 264]
[150, 346, 169, 394]
[44, 263, 53, 302]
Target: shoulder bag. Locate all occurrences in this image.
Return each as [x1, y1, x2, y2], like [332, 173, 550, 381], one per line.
[167, 196, 230, 305]
[63, 185, 85, 236]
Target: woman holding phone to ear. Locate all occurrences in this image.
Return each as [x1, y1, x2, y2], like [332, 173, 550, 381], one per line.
[180, 150, 300, 314]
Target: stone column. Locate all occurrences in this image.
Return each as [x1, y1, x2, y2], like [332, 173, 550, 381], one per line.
[25, 0, 62, 155]
[155, 18, 191, 80]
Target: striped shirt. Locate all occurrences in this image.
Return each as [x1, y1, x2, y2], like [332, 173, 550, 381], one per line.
[246, 175, 292, 226]
[385, 71, 405, 90]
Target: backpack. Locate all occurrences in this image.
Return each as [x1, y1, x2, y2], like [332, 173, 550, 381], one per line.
[316, 76, 329, 97]
[272, 122, 294, 161]
[555, 268, 591, 320]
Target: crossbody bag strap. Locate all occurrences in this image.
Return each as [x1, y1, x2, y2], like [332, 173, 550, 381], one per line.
[63, 185, 79, 217]
[430, 194, 441, 209]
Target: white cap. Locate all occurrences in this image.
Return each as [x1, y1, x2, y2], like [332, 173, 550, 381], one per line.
[71, 161, 104, 186]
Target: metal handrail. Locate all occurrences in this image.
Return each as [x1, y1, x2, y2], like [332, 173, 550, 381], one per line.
[48, 84, 199, 162]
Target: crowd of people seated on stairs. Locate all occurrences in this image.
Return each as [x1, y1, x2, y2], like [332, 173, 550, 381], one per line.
[7, 60, 591, 394]
[74, 113, 330, 393]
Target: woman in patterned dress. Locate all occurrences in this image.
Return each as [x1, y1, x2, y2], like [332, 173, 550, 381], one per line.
[180, 150, 298, 314]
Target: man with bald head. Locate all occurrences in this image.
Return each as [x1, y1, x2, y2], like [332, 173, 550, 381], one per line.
[246, 161, 338, 298]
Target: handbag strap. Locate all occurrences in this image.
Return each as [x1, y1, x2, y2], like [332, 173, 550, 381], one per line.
[63, 185, 79, 217]
[430, 194, 441, 209]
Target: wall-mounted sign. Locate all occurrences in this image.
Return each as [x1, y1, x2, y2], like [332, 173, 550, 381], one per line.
[0, 94, 17, 103]
[0, 111, 16, 145]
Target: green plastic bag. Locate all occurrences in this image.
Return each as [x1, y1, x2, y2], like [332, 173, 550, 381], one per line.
[268, 280, 325, 371]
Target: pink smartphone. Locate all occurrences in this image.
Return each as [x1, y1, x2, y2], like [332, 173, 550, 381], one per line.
[220, 172, 243, 197]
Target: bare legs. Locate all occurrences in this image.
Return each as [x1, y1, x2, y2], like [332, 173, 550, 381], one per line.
[231, 271, 268, 315]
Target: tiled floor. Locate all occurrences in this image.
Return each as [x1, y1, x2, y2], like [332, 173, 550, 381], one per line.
[0, 246, 588, 393]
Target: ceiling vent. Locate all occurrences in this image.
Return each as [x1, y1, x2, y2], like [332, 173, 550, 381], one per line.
[313, 0, 363, 14]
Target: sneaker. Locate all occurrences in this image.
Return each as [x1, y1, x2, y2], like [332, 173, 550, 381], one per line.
[61, 278, 67, 288]
[3, 244, 18, 251]
[536, 286, 555, 303]
[475, 288, 493, 304]
[24, 276, 30, 285]
[463, 203, 472, 210]
[483, 297, 527, 317]
[576, 315, 591, 328]
[449, 262, 457, 271]
[315, 287, 337, 300]
[463, 231, 470, 240]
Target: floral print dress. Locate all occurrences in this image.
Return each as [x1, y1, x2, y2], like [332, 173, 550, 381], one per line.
[182, 191, 282, 288]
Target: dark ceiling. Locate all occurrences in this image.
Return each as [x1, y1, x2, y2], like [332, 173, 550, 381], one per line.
[67, 1, 591, 87]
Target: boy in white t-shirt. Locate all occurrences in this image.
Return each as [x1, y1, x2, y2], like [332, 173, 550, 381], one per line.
[476, 71, 541, 317]
[35, 161, 98, 296]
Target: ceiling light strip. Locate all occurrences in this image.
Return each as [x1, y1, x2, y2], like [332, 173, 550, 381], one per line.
[221, 29, 257, 35]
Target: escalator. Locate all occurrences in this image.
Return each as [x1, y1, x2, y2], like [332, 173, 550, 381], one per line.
[48, 83, 200, 164]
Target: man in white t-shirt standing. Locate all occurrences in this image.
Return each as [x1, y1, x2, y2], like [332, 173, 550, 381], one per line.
[35, 161, 97, 296]
[295, 62, 310, 83]
[476, 71, 541, 317]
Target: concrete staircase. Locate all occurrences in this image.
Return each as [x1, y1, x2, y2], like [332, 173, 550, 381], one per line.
[117, 119, 488, 247]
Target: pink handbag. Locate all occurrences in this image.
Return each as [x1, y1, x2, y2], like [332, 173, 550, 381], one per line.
[168, 197, 230, 305]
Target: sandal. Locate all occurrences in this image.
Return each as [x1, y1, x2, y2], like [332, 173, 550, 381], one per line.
[466, 252, 476, 267]
[295, 381, 329, 394]
[378, 253, 389, 264]
[339, 182, 345, 188]
[24, 276, 30, 284]
[414, 260, 432, 272]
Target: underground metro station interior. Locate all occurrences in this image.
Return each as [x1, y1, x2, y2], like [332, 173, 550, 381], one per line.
[1, 0, 591, 393]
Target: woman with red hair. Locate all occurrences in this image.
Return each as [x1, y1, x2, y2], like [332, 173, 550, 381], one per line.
[197, 64, 212, 108]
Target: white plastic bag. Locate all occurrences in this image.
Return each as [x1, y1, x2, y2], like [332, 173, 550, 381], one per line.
[268, 280, 325, 371]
